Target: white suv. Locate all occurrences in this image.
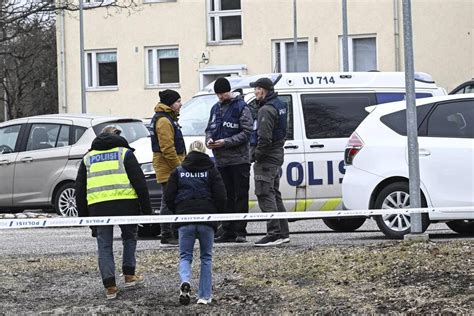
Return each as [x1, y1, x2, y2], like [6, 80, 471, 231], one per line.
[342, 94, 474, 238]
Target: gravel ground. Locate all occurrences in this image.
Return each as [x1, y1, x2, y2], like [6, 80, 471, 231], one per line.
[0, 236, 472, 314]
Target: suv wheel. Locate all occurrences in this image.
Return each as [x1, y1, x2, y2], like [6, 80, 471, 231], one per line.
[446, 220, 474, 236]
[54, 183, 78, 217]
[322, 218, 366, 232]
[374, 182, 429, 239]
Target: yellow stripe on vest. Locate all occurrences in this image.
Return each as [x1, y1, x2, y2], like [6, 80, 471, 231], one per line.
[84, 147, 137, 205]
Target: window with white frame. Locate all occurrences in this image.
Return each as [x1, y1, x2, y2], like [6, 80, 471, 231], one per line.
[208, 0, 242, 43]
[339, 36, 377, 71]
[85, 51, 118, 89]
[273, 40, 309, 73]
[146, 47, 180, 86]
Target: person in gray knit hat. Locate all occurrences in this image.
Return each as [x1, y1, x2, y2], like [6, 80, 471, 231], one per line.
[205, 77, 253, 243]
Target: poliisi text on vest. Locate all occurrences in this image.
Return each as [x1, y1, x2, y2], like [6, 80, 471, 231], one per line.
[222, 121, 239, 129]
[179, 171, 208, 178]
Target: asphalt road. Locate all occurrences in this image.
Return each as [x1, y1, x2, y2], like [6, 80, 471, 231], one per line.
[0, 218, 470, 257]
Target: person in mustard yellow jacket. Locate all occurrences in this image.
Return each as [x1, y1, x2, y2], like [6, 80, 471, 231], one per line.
[150, 90, 186, 247]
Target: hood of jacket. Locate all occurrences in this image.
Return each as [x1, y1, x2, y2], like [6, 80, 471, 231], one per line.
[181, 151, 214, 172]
[154, 102, 179, 121]
[90, 133, 135, 152]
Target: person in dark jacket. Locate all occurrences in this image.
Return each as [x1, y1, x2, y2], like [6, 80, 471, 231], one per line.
[249, 77, 290, 247]
[75, 126, 152, 300]
[164, 140, 226, 305]
[205, 77, 253, 243]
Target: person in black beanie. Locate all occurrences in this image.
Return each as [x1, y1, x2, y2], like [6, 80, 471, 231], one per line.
[205, 77, 253, 243]
[150, 89, 186, 247]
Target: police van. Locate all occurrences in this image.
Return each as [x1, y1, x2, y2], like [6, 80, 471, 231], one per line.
[178, 72, 446, 232]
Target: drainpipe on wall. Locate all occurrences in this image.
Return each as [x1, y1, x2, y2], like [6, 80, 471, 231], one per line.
[393, 0, 401, 71]
[58, 6, 68, 113]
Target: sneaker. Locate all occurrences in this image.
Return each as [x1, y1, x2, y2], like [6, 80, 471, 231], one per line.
[197, 298, 212, 305]
[106, 286, 118, 300]
[235, 236, 247, 243]
[179, 282, 191, 305]
[124, 274, 145, 288]
[161, 237, 179, 248]
[214, 235, 236, 243]
[279, 237, 290, 244]
[254, 235, 283, 247]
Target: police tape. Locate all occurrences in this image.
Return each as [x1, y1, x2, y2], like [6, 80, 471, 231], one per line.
[0, 206, 472, 229]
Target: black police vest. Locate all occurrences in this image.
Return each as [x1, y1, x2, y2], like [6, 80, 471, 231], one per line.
[174, 166, 212, 205]
[250, 96, 287, 146]
[150, 112, 185, 154]
[207, 98, 246, 140]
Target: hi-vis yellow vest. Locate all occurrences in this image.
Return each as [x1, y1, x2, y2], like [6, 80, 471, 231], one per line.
[84, 147, 138, 205]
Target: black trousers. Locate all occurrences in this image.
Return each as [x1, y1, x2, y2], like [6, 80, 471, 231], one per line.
[217, 163, 250, 237]
[160, 182, 177, 239]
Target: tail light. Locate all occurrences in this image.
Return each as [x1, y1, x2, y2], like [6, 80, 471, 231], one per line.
[344, 132, 364, 165]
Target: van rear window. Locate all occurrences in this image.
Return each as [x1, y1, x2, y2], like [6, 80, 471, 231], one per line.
[301, 93, 376, 138]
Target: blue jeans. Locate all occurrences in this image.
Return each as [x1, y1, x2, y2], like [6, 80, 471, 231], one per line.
[96, 225, 138, 288]
[178, 224, 214, 300]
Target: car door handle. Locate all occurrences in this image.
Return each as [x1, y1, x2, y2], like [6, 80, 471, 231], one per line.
[0, 160, 12, 165]
[419, 149, 431, 156]
[20, 157, 33, 163]
[310, 144, 325, 148]
[284, 145, 299, 149]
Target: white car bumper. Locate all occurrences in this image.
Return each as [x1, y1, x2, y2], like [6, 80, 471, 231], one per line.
[342, 166, 384, 210]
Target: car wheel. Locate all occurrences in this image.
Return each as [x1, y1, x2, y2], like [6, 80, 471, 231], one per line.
[322, 218, 366, 232]
[374, 182, 429, 239]
[54, 183, 78, 217]
[138, 224, 161, 237]
[446, 220, 474, 236]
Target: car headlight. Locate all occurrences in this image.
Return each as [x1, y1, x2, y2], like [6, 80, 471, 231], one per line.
[140, 162, 155, 175]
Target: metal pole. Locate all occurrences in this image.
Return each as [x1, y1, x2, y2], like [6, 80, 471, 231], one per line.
[3, 77, 7, 121]
[402, 0, 422, 234]
[79, 0, 86, 113]
[342, 0, 349, 71]
[293, 0, 298, 72]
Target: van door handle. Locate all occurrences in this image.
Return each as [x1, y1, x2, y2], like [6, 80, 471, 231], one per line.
[419, 149, 431, 156]
[310, 144, 325, 148]
[0, 160, 12, 165]
[284, 145, 299, 149]
[20, 157, 33, 163]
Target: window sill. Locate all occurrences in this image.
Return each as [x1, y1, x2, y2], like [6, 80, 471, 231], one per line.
[207, 40, 243, 46]
[86, 86, 118, 92]
[145, 83, 181, 89]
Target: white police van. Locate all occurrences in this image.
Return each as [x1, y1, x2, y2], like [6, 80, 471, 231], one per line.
[178, 72, 446, 232]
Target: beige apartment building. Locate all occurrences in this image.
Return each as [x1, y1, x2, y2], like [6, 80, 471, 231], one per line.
[57, 0, 474, 117]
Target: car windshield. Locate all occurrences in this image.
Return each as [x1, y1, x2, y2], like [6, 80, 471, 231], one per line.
[93, 120, 149, 143]
[179, 94, 218, 136]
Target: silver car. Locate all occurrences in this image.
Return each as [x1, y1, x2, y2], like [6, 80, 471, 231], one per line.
[0, 114, 158, 216]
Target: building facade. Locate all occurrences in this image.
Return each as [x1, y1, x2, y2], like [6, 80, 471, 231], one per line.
[57, 0, 474, 117]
